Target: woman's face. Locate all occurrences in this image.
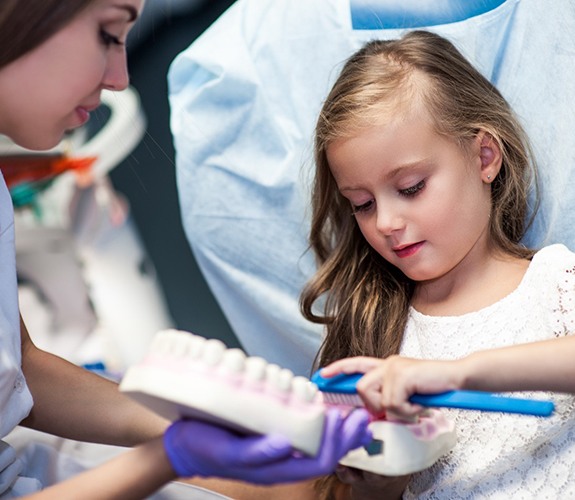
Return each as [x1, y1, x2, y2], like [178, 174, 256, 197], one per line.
[0, 0, 144, 150]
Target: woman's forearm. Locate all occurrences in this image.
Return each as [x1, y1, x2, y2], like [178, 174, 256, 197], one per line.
[26, 437, 176, 500]
[20, 316, 168, 446]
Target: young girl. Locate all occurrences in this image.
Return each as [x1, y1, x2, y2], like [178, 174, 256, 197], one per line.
[0, 1, 370, 498]
[301, 29, 575, 498]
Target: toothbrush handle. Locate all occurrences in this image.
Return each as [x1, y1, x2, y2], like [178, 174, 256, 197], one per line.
[409, 390, 554, 417]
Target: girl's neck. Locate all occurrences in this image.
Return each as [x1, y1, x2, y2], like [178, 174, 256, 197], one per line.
[411, 251, 530, 317]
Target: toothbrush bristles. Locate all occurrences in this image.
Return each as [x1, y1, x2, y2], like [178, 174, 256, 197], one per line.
[321, 391, 364, 407]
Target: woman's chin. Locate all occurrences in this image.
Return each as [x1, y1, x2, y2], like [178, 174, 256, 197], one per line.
[8, 131, 64, 152]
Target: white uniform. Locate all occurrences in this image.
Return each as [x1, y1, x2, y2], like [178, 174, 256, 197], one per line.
[0, 172, 37, 496]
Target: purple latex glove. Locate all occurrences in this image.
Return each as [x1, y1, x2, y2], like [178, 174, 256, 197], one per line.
[163, 408, 371, 484]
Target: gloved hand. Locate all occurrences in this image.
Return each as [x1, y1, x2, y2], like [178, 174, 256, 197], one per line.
[163, 408, 371, 484]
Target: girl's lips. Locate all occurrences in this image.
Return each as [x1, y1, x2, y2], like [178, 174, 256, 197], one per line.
[393, 241, 425, 258]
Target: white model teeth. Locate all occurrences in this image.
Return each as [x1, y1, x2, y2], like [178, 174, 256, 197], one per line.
[276, 368, 294, 393]
[292, 376, 318, 402]
[171, 331, 193, 357]
[152, 329, 188, 355]
[265, 363, 281, 387]
[187, 334, 206, 359]
[152, 331, 322, 402]
[244, 356, 267, 383]
[221, 348, 246, 373]
[121, 329, 327, 456]
[203, 338, 227, 365]
[150, 330, 169, 354]
[150, 332, 166, 353]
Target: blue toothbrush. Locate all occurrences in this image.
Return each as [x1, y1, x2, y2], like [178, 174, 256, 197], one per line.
[311, 371, 555, 417]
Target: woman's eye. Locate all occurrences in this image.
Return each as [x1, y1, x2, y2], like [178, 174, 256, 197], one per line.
[351, 200, 374, 215]
[100, 29, 123, 47]
[399, 180, 425, 197]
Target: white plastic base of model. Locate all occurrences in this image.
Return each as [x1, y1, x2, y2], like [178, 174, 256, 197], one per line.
[339, 410, 457, 476]
[120, 330, 326, 456]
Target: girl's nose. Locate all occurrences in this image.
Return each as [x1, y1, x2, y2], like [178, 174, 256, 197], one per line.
[375, 204, 404, 235]
[102, 51, 130, 91]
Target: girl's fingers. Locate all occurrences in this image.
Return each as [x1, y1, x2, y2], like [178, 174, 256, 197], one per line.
[320, 356, 384, 377]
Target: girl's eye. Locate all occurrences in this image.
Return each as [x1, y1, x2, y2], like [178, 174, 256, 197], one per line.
[351, 199, 375, 215]
[100, 29, 123, 47]
[399, 180, 425, 197]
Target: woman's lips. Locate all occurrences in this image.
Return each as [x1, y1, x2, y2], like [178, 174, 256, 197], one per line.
[74, 102, 100, 127]
[393, 241, 425, 258]
[75, 106, 91, 125]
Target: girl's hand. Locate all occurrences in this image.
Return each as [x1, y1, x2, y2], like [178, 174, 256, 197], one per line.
[321, 356, 464, 419]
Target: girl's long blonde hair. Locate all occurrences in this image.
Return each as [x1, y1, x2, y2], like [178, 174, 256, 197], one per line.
[301, 30, 539, 371]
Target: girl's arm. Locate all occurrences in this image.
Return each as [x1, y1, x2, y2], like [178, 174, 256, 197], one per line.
[321, 336, 575, 418]
[454, 335, 575, 393]
[19, 316, 168, 445]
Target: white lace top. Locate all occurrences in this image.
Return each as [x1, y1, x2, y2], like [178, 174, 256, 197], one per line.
[401, 244, 575, 499]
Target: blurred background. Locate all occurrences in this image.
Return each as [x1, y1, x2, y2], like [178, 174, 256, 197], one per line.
[112, 0, 240, 348]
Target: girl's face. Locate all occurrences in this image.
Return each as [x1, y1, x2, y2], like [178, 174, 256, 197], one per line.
[327, 104, 499, 286]
[0, 0, 144, 150]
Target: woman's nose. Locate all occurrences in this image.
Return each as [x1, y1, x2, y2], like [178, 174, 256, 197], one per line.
[102, 51, 130, 91]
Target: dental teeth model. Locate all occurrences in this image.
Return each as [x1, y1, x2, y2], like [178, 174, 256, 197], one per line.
[119, 329, 326, 455]
[338, 410, 457, 476]
[120, 329, 457, 471]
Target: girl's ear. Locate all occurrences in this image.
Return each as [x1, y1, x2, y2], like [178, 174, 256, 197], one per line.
[477, 131, 502, 184]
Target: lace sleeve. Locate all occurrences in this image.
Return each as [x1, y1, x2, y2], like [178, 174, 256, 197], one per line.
[546, 246, 575, 337]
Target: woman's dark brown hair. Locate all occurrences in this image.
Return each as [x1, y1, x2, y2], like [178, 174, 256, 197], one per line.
[0, 0, 95, 69]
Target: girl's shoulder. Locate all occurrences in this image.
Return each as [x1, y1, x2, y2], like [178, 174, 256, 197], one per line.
[530, 244, 575, 271]
[526, 244, 575, 335]
[525, 243, 575, 306]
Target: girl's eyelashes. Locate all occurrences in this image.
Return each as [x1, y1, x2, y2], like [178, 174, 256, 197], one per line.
[99, 29, 124, 47]
[349, 179, 426, 215]
[351, 199, 374, 215]
[399, 179, 425, 197]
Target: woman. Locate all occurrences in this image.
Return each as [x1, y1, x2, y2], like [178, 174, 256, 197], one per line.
[0, 1, 370, 497]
